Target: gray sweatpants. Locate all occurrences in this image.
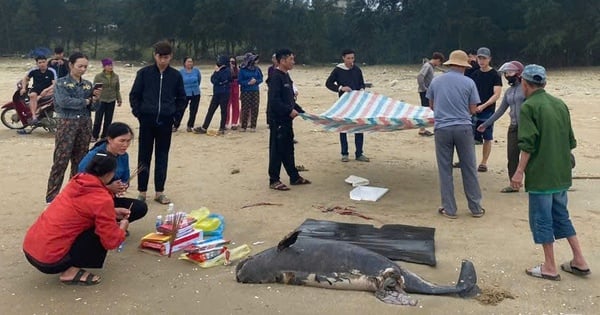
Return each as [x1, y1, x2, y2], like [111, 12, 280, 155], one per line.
[434, 124, 483, 215]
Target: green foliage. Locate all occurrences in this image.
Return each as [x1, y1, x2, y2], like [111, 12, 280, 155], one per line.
[0, 0, 599, 66]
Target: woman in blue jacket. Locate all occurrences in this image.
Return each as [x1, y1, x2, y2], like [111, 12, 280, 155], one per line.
[194, 55, 232, 135]
[238, 53, 263, 132]
[78, 122, 148, 225]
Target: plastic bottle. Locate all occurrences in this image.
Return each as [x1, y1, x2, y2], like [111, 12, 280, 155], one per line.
[155, 215, 163, 231]
[166, 203, 175, 224]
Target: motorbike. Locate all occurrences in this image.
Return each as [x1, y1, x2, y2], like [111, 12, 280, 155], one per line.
[1, 83, 57, 133]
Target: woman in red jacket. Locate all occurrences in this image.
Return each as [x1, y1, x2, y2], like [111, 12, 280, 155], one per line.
[23, 152, 130, 285]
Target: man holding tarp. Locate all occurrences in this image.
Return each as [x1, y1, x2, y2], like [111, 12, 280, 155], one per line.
[325, 49, 370, 163]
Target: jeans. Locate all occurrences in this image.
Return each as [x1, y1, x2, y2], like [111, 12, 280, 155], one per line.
[340, 133, 364, 158]
[529, 191, 576, 244]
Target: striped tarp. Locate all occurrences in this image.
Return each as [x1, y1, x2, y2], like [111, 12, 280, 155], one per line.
[301, 90, 434, 133]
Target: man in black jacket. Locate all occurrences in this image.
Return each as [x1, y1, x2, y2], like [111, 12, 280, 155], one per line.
[129, 41, 186, 204]
[267, 49, 310, 191]
[325, 49, 369, 162]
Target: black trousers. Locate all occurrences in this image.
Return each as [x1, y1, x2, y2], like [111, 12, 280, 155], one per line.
[24, 229, 108, 274]
[114, 196, 147, 222]
[202, 93, 230, 131]
[268, 124, 300, 184]
[137, 115, 173, 192]
[92, 101, 116, 139]
[174, 95, 201, 129]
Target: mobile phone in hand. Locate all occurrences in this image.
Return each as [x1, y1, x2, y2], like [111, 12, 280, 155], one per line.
[94, 83, 103, 90]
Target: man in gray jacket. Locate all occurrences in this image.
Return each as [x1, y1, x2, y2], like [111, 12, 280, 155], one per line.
[416, 52, 444, 137]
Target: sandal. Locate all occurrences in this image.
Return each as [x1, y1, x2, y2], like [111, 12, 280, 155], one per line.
[418, 130, 434, 137]
[525, 264, 561, 281]
[61, 269, 101, 286]
[477, 164, 488, 172]
[270, 181, 290, 191]
[471, 208, 486, 218]
[290, 177, 311, 185]
[561, 261, 591, 276]
[438, 207, 458, 219]
[452, 162, 461, 168]
[136, 194, 146, 202]
[500, 186, 519, 193]
[154, 194, 171, 204]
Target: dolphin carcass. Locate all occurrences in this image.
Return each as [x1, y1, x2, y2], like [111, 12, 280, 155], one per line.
[236, 231, 479, 306]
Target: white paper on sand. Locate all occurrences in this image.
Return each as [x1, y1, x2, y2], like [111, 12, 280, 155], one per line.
[349, 186, 389, 201]
[344, 175, 370, 187]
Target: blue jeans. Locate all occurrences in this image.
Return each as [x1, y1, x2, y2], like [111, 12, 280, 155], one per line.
[528, 191, 576, 244]
[340, 133, 364, 158]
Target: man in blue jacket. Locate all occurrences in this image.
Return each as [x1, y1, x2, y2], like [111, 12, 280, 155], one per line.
[129, 41, 186, 204]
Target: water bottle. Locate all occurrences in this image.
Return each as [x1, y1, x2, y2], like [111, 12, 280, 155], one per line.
[155, 215, 163, 231]
[166, 203, 175, 224]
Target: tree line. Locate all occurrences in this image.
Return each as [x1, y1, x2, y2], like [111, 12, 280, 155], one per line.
[1, 0, 598, 66]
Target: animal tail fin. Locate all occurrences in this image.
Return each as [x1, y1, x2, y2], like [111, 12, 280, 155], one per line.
[456, 260, 480, 297]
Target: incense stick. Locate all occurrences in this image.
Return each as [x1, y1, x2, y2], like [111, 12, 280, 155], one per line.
[117, 202, 134, 253]
[168, 211, 185, 258]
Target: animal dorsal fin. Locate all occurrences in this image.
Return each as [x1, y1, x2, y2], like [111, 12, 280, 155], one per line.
[277, 230, 300, 251]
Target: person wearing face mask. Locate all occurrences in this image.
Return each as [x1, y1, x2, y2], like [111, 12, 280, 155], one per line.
[477, 61, 526, 193]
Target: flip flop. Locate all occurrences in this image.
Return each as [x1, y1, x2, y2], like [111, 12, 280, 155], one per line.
[561, 261, 591, 276]
[452, 162, 461, 168]
[438, 207, 458, 219]
[525, 264, 561, 281]
[501, 186, 519, 193]
[270, 181, 290, 191]
[471, 208, 486, 218]
[61, 269, 101, 286]
[154, 194, 171, 204]
[477, 164, 488, 172]
[290, 177, 311, 185]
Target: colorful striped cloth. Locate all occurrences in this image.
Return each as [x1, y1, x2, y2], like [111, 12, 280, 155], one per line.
[301, 90, 434, 133]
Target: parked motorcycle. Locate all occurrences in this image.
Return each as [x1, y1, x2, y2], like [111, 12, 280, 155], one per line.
[1, 83, 57, 133]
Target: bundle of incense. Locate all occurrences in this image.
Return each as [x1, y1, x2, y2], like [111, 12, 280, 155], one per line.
[167, 212, 186, 258]
[183, 239, 230, 253]
[128, 164, 147, 184]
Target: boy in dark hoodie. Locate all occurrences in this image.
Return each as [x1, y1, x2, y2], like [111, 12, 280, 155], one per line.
[325, 49, 369, 162]
[195, 55, 232, 135]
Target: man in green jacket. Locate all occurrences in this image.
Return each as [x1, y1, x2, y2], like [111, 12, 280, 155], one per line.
[511, 64, 590, 281]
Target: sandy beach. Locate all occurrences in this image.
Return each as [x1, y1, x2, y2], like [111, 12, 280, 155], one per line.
[0, 58, 598, 314]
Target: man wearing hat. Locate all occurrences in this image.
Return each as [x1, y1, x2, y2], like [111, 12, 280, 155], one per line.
[426, 50, 485, 219]
[467, 47, 502, 173]
[92, 58, 122, 141]
[511, 65, 590, 281]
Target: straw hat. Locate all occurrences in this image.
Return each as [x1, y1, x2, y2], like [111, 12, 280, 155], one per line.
[443, 50, 471, 68]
